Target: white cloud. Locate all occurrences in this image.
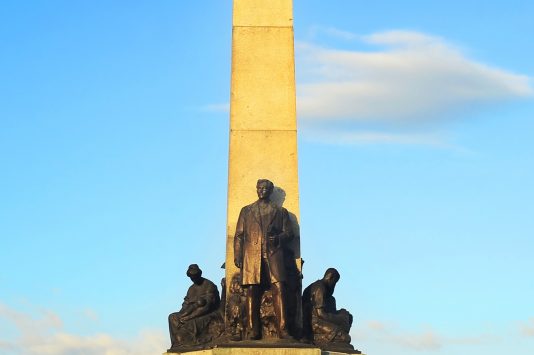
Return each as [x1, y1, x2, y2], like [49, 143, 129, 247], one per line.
[519, 318, 534, 337]
[314, 26, 361, 41]
[297, 30, 533, 122]
[0, 303, 166, 355]
[81, 309, 99, 322]
[205, 28, 533, 146]
[392, 330, 442, 351]
[303, 129, 447, 147]
[353, 321, 443, 351]
[201, 103, 230, 113]
[353, 320, 500, 352]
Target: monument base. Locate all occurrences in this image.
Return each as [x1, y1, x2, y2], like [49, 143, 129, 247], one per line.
[163, 348, 363, 355]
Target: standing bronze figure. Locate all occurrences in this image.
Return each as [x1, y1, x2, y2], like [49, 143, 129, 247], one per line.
[233, 179, 294, 340]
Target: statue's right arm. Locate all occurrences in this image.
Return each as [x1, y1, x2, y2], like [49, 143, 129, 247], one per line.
[316, 305, 347, 326]
[234, 208, 245, 269]
[181, 297, 212, 321]
[177, 295, 194, 317]
[312, 286, 341, 324]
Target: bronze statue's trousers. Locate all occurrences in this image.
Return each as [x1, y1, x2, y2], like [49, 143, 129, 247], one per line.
[245, 259, 289, 337]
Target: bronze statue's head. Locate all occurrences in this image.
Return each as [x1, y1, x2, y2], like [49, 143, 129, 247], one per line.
[323, 268, 340, 289]
[256, 179, 274, 200]
[186, 264, 203, 283]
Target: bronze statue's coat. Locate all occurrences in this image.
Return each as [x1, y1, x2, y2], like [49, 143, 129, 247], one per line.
[234, 200, 293, 285]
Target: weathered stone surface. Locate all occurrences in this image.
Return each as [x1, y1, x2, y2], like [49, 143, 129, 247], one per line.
[231, 26, 296, 131]
[233, 0, 293, 27]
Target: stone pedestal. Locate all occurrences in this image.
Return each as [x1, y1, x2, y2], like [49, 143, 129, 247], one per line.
[165, 349, 318, 355]
[164, 348, 363, 355]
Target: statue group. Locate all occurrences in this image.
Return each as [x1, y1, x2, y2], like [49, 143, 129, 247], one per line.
[167, 179, 358, 353]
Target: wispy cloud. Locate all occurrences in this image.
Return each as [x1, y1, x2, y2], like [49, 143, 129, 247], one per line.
[353, 320, 500, 351]
[302, 129, 446, 147]
[309, 26, 361, 41]
[0, 303, 165, 355]
[297, 29, 533, 122]
[354, 320, 443, 351]
[81, 308, 99, 322]
[205, 28, 533, 146]
[201, 103, 230, 113]
[519, 317, 534, 337]
[296, 28, 533, 146]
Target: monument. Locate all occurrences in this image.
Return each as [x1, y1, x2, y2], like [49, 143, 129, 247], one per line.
[165, 1, 362, 354]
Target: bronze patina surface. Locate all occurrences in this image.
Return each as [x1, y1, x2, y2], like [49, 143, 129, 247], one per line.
[167, 265, 224, 352]
[303, 269, 358, 353]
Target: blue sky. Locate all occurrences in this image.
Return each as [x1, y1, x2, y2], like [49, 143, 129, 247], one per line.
[1, 1, 533, 354]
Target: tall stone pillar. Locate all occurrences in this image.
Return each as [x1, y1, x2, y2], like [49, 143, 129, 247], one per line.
[225, 0, 300, 293]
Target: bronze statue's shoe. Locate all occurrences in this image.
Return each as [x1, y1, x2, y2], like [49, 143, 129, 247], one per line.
[247, 331, 261, 340]
[278, 331, 295, 340]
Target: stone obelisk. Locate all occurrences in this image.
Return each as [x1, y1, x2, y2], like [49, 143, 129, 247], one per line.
[225, 0, 300, 287]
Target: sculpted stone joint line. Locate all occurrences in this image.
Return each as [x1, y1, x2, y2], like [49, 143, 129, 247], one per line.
[232, 25, 294, 29]
[229, 129, 298, 132]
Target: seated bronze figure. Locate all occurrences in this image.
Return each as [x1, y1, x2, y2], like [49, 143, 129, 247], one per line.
[302, 268, 355, 351]
[168, 264, 224, 351]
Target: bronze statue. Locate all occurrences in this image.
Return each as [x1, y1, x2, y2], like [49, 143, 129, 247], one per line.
[167, 264, 224, 351]
[233, 179, 294, 340]
[302, 268, 355, 351]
